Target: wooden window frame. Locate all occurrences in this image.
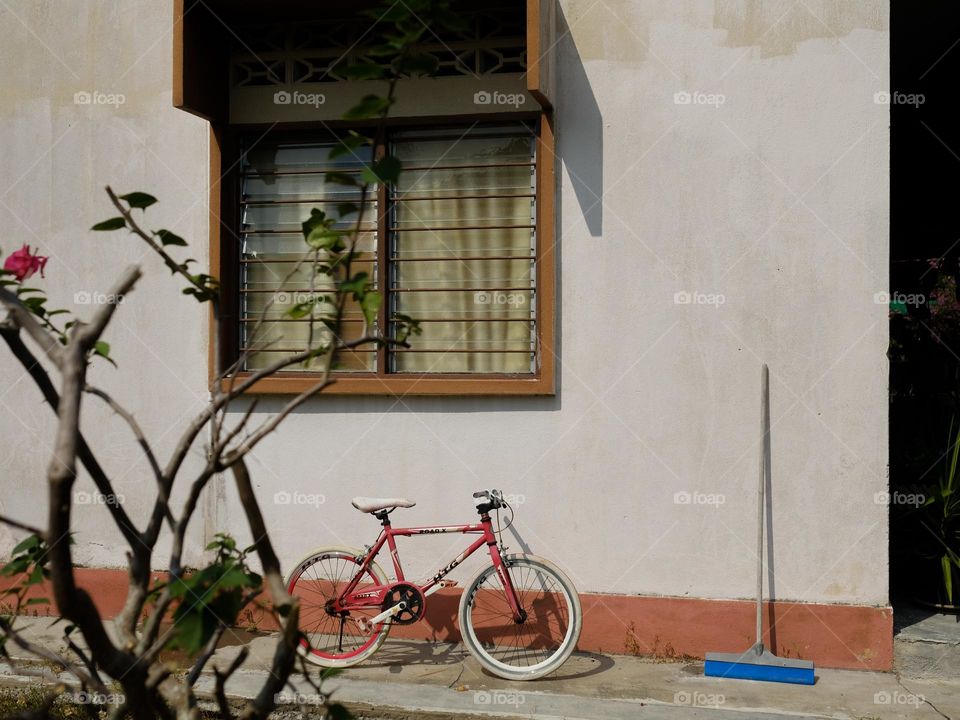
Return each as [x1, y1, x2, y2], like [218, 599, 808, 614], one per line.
[209, 113, 556, 396]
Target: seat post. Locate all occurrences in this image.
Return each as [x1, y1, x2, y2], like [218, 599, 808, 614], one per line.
[374, 509, 392, 527]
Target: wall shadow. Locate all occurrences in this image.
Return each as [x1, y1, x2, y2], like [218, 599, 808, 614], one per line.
[556, 6, 603, 238]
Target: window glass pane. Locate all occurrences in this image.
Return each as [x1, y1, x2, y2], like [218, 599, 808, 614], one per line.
[389, 125, 536, 374]
[239, 140, 377, 372]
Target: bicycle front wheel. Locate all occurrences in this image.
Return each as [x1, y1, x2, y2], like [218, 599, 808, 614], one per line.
[459, 554, 581, 680]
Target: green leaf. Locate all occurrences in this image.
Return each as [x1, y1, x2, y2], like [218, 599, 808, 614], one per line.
[215, 565, 255, 591]
[1, 558, 29, 576]
[26, 565, 44, 586]
[93, 340, 117, 368]
[307, 228, 345, 252]
[944, 554, 954, 604]
[361, 290, 382, 327]
[120, 192, 157, 210]
[156, 229, 187, 247]
[341, 63, 386, 81]
[11, 535, 40, 556]
[287, 301, 315, 320]
[301, 208, 329, 239]
[339, 272, 369, 296]
[361, 156, 402, 185]
[91, 217, 126, 231]
[24, 598, 49, 606]
[343, 94, 392, 121]
[336, 203, 360, 218]
[168, 609, 206, 653]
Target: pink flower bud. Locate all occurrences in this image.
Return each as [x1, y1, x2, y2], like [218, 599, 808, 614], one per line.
[3, 244, 48, 282]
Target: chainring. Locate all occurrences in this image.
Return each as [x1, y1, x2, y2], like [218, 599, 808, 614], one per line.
[381, 582, 425, 625]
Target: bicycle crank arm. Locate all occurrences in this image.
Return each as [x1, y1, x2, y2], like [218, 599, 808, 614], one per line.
[424, 580, 458, 597]
[361, 601, 407, 630]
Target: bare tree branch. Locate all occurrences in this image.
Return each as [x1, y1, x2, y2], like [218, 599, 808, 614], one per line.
[229, 459, 292, 612]
[0, 513, 45, 538]
[214, 647, 249, 720]
[0, 327, 143, 545]
[0, 618, 105, 692]
[43, 268, 143, 683]
[0, 289, 64, 368]
[186, 589, 260, 687]
[85, 385, 163, 486]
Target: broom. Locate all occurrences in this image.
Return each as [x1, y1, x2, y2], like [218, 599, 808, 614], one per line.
[704, 364, 815, 685]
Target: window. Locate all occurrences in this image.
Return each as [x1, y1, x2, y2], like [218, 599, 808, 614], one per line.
[225, 119, 554, 394]
[175, 0, 557, 394]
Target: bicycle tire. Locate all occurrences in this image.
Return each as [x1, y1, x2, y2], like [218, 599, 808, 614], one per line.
[285, 545, 391, 668]
[458, 554, 582, 680]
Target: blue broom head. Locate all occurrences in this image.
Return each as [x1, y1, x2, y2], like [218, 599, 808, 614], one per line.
[705, 648, 815, 686]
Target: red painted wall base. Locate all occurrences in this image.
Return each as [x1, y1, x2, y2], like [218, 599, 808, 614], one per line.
[4, 568, 893, 671]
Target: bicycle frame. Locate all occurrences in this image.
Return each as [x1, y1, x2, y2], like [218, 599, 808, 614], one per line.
[335, 513, 525, 622]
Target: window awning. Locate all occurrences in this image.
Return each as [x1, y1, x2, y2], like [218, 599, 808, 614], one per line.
[173, 0, 557, 123]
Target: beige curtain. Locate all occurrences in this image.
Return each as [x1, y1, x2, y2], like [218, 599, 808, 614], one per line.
[238, 126, 536, 375]
[391, 128, 536, 373]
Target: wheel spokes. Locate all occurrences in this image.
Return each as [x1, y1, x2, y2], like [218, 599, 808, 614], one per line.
[467, 562, 572, 670]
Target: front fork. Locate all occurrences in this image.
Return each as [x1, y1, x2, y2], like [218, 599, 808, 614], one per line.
[483, 514, 527, 624]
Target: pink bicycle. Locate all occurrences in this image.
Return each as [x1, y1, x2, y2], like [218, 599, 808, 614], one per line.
[285, 489, 582, 680]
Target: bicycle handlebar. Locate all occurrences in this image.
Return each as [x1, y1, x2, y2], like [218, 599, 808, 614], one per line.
[473, 489, 505, 509]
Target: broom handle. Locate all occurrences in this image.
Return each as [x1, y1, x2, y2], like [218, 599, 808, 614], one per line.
[756, 363, 769, 648]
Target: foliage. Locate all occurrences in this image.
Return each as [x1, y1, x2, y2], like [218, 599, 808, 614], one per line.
[0, 534, 51, 618]
[900, 419, 960, 604]
[168, 534, 262, 655]
[890, 257, 960, 604]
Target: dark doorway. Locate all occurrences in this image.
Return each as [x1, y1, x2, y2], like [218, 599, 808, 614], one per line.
[889, 1, 960, 609]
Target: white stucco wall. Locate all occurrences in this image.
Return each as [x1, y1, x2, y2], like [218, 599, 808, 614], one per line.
[0, 1, 889, 607]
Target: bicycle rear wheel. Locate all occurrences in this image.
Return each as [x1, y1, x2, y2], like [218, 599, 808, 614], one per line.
[286, 546, 390, 667]
[458, 554, 581, 680]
